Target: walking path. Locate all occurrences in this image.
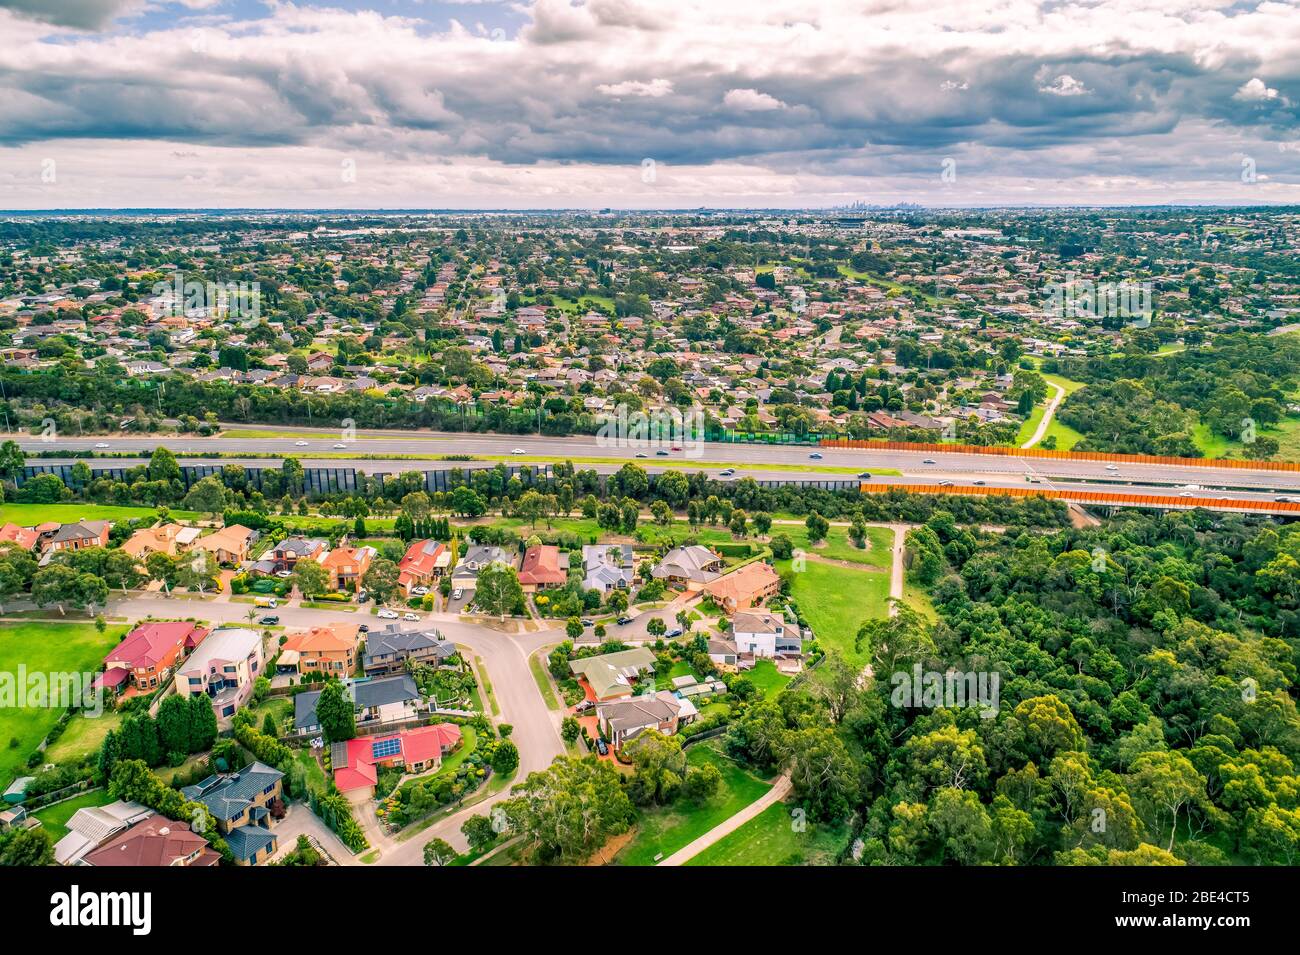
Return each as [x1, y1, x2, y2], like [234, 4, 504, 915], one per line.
[656, 774, 792, 866]
[1021, 381, 1066, 449]
[888, 523, 906, 617]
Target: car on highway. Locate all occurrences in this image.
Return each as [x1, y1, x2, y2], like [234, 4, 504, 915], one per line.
[1181, 484, 1201, 490]
[333, 443, 346, 449]
[1278, 496, 1297, 503]
[857, 471, 872, 479]
[616, 616, 633, 626]
[670, 445, 682, 451]
[656, 449, 669, 456]
[939, 480, 954, 487]
[94, 442, 110, 449]
[1105, 464, 1120, 471]
[402, 612, 420, 621]
[809, 451, 823, 459]
[719, 468, 735, 476]
[973, 479, 986, 485]
[512, 448, 526, 454]
[295, 440, 308, 447]
[377, 609, 398, 619]
[923, 459, 936, 464]
[1179, 491, 1194, 497]
[258, 615, 279, 625]
[635, 452, 648, 458]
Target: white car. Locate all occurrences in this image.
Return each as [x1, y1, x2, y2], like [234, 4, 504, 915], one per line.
[377, 609, 398, 619]
[274, 570, 292, 579]
[1105, 464, 1120, 471]
[451, 589, 463, 600]
[1179, 491, 1194, 497]
[402, 612, 420, 621]
[295, 440, 308, 447]
[512, 448, 526, 455]
[333, 443, 347, 449]
[410, 586, 429, 596]
[94, 442, 110, 449]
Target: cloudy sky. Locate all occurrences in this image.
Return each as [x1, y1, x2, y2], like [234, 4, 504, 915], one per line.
[1, 0, 1298, 208]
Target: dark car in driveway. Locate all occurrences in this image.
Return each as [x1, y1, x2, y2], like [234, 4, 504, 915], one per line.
[595, 738, 609, 756]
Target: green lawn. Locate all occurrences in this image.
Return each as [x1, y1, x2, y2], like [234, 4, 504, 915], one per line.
[655, 660, 699, 692]
[746, 659, 792, 696]
[0, 622, 126, 790]
[529, 651, 560, 710]
[784, 524, 892, 568]
[1192, 418, 1300, 462]
[685, 800, 848, 866]
[778, 559, 889, 666]
[615, 742, 772, 866]
[0, 503, 199, 526]
[1016, 373, 1088, 449]
[43, 709, 124, 765]
[32, 788, 113, 840]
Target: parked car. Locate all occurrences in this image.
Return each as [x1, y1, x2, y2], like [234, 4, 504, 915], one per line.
[410, 586, 429, 596]
[665, 627, 683, 638]
[574, 700, 593, 713]
[357, 624, 369, 633]
[580, 618, 594, 627]
[274, 570, 292, 579]
[356, 589, 369, 603]
[258, 615, 279, 625]
[616, 616, 633, 626]
[402, 612, 420, 621]
[595, 738, 609, 756]
[451, 588, 463, 600]
[377, 609, 398, 619]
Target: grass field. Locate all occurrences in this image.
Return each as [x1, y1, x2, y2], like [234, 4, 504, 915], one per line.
[43, 709, 123, 765]
[685, 800, 848, 866]
[746, 659, 792, 696]
[781, 523, 892, 568]
[32, 788, 113, 840]
[0, 622, 127, 790]
[1192, 418, 1300, 461]
[1016, 372, 1088, 450]
[615, 742, 772, 866]
[778, 559, 889, 666]
[655, 659, 699, 691]
[0, 503, 199, 526]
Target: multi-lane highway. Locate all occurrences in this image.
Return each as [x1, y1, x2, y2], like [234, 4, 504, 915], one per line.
[17, 424, 1300, 509]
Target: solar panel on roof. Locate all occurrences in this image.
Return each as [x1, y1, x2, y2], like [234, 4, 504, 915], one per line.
[371, 736, 401, 759]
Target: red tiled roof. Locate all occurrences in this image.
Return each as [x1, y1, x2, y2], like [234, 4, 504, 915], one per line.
[518, 544, 566, 585]
[105, 622, 208, 669]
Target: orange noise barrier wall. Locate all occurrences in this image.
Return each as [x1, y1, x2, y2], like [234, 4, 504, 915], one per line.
[820, 438, 1300, 473]
[858, 483, 1300, 514]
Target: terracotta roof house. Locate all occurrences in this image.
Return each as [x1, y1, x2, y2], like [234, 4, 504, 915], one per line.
[319, 544, 376, 593]
[517, 544, 568, 592]
[120, 522, 201, 560]
[279, 622, 361, 676]
[102, 620, 209, 693]
[331, 723, 463, 798]
[190, 524, 255, 565]
[363, 623, 457, 677]
[0, 522, 39, 550]
[52, 800, 153, 866]
[703, 561, 782, 613]
[396, 539, 449, 595]
[652, 544, 724, 590]
[569, 647, 656, 701]
[81, 813, 221, 867]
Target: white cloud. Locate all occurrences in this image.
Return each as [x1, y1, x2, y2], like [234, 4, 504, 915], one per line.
[596, 78, 673, 98]
[1234, 77, 1285, 103]
[723, 88, 786, 112]
[1038, 74, 1090, 96]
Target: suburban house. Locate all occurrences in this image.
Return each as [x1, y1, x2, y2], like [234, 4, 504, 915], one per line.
[43, 520, 112, 555]
[451, 545, 515, 591]
[278, 622, 361, 677]
[270, 535, 329, 572]
[53, 800, 153, 866]
[708, 638, 740, 669]
[363, 623, 457, 677]
[582, 543, 635, 593]
[596, 691, 697, 749]
[331, 723, 463, 799]
[320, 544, 376, 592]
[294, 674, 424, 733]
[101, 620, 209, 693]
[0, 522, 39, 550]
[517, 544, 569, 592]
[652, 544, 724, 590]
[731, 609, 801, 658]
[704, 561, 782, 613]
[120, 522, 201, 561]
[174, 626, 265, 720]
[81, 813, 222, 867]
[396, 539, 449, 595]
[569, 647, 657, 701]
[181, 761, 285, 865]
[190, 524, 256, 565]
